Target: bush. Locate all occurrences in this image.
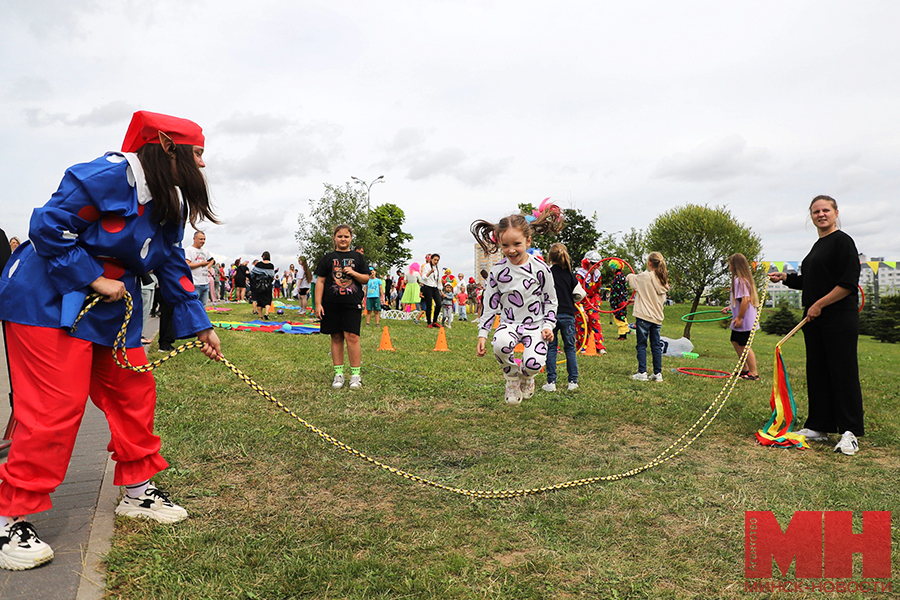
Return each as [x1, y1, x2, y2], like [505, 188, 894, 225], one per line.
[761, 304, 801, 336]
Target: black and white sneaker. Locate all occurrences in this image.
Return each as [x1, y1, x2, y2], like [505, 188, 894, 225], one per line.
[834, 431, 859, 456]
[0, 521, 54, 570]
[115, 484, 188, 524]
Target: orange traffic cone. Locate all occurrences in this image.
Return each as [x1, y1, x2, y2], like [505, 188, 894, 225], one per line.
[378, 326, 395, 351]
[493, 315, 500, 329]
[514, 342, 524, 354]
[583, 334, 598, 356]
[434, 326, 450, 351]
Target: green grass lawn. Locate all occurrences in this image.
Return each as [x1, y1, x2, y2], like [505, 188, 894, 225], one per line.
[105, 302, 899, 599]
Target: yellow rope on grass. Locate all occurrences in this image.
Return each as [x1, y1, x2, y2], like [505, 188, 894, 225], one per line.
[72, 289, 766, 499]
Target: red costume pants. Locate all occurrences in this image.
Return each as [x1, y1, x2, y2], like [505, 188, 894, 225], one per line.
[0, 323, 168, 516]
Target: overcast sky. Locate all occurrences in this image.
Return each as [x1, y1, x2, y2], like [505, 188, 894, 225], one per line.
[2, 1, 899, 278]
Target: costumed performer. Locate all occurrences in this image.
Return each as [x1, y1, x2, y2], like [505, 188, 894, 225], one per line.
[0, 111, 223, 571]
[575, 250, 607, 354]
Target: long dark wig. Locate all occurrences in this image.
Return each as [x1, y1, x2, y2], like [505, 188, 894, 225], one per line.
[138, 143, 219, 228]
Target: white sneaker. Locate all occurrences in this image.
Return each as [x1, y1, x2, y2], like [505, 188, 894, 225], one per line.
[520, 376, 535, 399]
[349, 375, 362, 389]
[631, 372, 649, 381]
[567, 382, 579, 391]
[505, 378, 522, 405]
[0, 521, 54, 571]
[599, 349, 607, 355]
[542, 382, 557, 392]
[332, 374, 345, 389]
[834, 431, 858, 456]
[115, 484, 188, 524]
[649, 373, 663, 382]
[795, 428, 827, 441]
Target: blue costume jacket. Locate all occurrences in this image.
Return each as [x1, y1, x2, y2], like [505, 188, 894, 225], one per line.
[0, 152, 211, 348]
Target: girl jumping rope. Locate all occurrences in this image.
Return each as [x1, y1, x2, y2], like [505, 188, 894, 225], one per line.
[471, 203, 564, 405]
[722, 253, 760, 380]
[626, 251, 669, 382]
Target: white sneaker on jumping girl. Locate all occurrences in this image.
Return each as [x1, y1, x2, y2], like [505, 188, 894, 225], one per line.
[520, 375, 535, 399]
[505, 378, 522, 405]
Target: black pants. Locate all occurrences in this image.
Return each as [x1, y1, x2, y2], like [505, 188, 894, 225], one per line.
[802, 310, 864, 436]
[158, 297, 176, 350]
[421, 286, 441, 325]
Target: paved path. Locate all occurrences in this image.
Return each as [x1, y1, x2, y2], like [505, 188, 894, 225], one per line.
[0, 315, 159, 600]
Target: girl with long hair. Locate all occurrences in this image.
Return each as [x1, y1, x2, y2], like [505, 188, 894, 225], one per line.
[722, 253, 759, 380]
[626, 251, 670, 382]
[543, 243, 579, 392]
[0, 111, 223, 570]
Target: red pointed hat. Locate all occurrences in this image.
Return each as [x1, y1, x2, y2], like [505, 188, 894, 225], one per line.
[122, 111, 205, 152]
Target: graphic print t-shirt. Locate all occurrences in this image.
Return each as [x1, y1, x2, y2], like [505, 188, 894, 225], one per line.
[315, 250, 368, 305]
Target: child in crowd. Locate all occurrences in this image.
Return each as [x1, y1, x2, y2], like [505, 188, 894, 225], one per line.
[722, 253, 759, 380]
[400, 262, 421, 323]
[626, 252, 670, 382]
[314, 224, 369, 389]
[472, 203, 564, 405]
[543, 243, 579, 392]
[365, 268, 384, 326]
[455, 287, 468, 322]
[440, 283, 455, 328]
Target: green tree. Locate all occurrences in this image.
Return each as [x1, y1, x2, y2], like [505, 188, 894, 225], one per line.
[646, 204, 763, 339]
[517, 203, 600, 263]
[596, 227, 647, 275]
[369, 203, 413, 272]
[295, 182, 386, 268]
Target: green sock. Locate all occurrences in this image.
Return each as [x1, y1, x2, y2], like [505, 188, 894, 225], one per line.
[334, 365, 344, 376]
[350, 366, 361, 377]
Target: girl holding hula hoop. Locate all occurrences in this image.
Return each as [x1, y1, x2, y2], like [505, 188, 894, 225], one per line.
[543, 243, 579, 392]
[721, 253, 759, 380]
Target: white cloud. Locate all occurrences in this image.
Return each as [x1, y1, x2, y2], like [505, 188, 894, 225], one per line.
[654, 135, 773, 183]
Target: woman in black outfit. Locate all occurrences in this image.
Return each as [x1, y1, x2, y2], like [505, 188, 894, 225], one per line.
[769, 195, 863, 456]
[420, 253, 442, 327]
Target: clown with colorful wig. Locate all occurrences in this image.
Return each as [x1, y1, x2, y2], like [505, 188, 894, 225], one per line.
[608, 259, 630, 340]
[0, 111, 223, 570]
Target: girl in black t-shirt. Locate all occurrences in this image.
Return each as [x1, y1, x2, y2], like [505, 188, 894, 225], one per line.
[314, 224, 369, 389]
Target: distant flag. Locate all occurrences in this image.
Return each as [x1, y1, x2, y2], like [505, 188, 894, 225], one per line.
[773, 261, 785, 273]
[867, 261, 880, 275]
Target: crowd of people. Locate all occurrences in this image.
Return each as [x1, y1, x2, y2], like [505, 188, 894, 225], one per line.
[0, 108, 868, 572]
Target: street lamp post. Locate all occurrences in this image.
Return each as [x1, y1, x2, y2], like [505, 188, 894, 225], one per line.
[351, 175, 384, 212]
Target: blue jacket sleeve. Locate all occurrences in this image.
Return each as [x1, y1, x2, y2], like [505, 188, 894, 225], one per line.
[153, 243, 212, 338]
[28, 171, 106, 296]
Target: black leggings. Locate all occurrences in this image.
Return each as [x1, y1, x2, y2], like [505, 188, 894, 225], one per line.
[421, 286, 441, 325]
